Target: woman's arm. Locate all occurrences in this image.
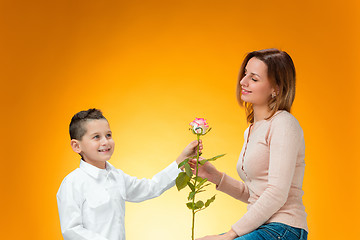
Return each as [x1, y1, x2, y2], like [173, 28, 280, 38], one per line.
[216, 172, 250, 204]
[189, 160, 250, 204]
[196, 229, 238, 240]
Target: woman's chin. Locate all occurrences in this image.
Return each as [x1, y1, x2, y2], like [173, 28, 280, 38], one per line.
[241, 96, 252, 103]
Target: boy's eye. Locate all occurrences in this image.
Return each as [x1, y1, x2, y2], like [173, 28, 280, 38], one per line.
[93, 135, 100, 139]
[106, 133, 112, 138]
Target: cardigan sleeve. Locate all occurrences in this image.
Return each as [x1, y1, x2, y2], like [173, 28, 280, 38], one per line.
[216, 173, 250, 204]
[231, 115, 303, 236]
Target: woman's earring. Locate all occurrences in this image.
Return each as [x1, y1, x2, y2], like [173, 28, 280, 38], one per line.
[272, 92, 276, 98]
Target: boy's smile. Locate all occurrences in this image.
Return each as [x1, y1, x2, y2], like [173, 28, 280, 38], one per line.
[72, 119, 115, 169]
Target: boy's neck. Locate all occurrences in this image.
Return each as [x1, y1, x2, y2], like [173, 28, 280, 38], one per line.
[82, 158, 107, 169]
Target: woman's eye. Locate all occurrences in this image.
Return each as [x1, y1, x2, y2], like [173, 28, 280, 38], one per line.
[251, 78, 258, 82]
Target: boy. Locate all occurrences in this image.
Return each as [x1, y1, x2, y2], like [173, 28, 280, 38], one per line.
[57, 108, 202, 240]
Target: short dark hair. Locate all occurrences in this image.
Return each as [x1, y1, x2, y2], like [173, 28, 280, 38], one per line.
[69, 108, 107, 140]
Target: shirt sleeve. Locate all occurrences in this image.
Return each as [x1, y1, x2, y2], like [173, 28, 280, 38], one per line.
[216, 173, 250, 204]
[57, 178, 109, 240]
[122, 161, 181, 202]
[231, 116, 303, 237]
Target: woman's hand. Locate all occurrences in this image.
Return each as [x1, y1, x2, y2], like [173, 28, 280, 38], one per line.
[189, 158, 223, 185]
[176, 140, 203, 165]
[196, 229, 238, 240]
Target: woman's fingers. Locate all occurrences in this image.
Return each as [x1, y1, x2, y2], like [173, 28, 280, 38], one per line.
[188, 157, 200, 171]
[189, 157, 204, 166]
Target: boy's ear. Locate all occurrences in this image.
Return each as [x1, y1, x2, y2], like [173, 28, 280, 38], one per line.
[70, 139, 82, 154]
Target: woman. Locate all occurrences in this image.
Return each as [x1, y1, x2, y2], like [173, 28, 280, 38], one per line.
[194, 49, 308, 240]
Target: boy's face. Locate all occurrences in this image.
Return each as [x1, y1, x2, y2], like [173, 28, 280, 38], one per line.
[71, 119, 114, 169]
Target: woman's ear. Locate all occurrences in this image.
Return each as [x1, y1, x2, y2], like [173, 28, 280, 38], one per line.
[272, 85, 280, 95]
[71, 139, 82, 154]
[275, 85, 280, 95]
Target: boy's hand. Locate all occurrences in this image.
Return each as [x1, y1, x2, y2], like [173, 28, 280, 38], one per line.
[176, 140, 203, 165]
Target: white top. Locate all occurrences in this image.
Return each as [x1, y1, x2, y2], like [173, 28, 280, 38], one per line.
[57, 160, 181, 240]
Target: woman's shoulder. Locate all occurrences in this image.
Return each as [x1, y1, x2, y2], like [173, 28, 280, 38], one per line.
[270, 110, 302, 131]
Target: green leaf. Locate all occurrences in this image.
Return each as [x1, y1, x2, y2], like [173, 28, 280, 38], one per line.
[193, 176, 204, 182]
[195, 200, 204, 209]
[188, 191, 196, 200]
[198, 183, 211, 190]
[186, 202, 195, 210]
[199, 159, 208, 165]
[207, 154, 226, 162]
[187, 182, 195, 191]
[178, 158, 190, 169]
[196, 178, 208, 189]
[184, 163, 193, 177]
[176, 172, 190, 191]
[205, 195, 216, 207]
[199, 154, 226, 165]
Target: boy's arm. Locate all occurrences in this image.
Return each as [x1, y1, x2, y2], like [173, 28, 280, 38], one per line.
[122, 161, 181, 202]
[122, 140, 201, 202]
[57, 179, 109, 240]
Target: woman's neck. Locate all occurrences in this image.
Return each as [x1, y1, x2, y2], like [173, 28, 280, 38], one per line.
[253, 105, 272, 123]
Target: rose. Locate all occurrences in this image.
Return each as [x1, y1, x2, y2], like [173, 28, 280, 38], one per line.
[190, 118, 210, 135]
[177, 118, 224, 240]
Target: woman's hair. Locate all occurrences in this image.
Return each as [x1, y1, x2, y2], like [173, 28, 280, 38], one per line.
[236, 48, 296, 123]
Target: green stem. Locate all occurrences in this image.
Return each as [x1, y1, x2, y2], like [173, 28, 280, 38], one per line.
[192, 134, 201, 240]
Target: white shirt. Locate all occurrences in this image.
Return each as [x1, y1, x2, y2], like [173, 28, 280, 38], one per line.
[57, 160, 181, 240]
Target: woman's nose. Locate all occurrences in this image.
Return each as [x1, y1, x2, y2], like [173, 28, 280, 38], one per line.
[240, 75, 248, 86]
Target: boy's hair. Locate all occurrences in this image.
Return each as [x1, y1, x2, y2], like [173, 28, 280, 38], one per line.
[69, 108, 107, 140]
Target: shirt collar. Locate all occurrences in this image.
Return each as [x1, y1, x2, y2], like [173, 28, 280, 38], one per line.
[80, 160, 116, 179]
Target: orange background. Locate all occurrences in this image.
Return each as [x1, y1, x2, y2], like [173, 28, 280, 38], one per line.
[1, 0, 359, 239]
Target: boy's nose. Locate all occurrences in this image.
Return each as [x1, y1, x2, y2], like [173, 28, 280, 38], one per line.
[100, 137, 108, 145]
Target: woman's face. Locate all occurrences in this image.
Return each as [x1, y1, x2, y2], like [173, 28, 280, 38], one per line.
[240, 57, 276, 107]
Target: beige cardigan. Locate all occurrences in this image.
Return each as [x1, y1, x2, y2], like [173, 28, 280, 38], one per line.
[217, 110, 308, 236]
